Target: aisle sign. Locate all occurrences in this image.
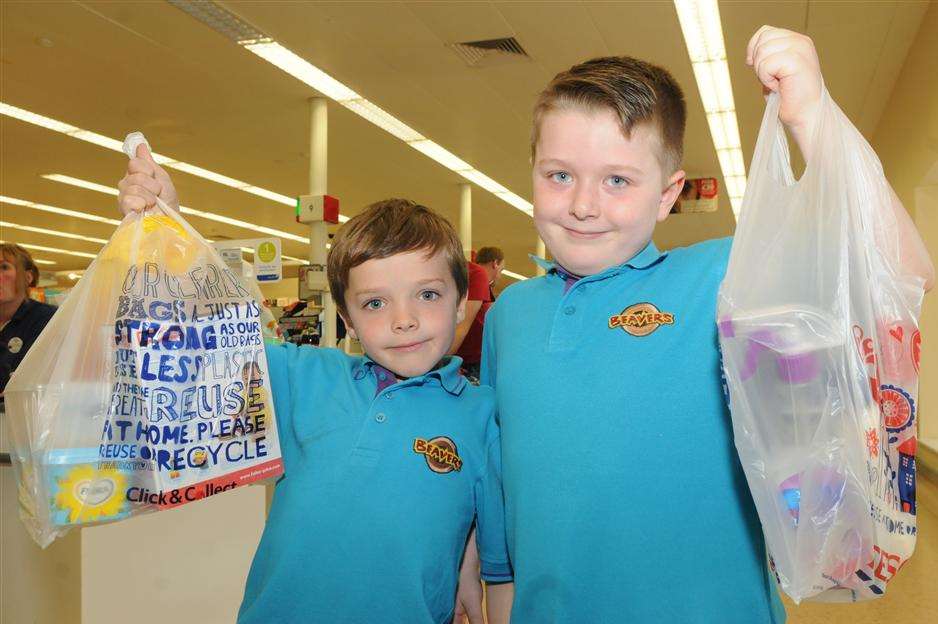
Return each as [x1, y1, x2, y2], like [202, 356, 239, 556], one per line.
[254, 239, 282, 283]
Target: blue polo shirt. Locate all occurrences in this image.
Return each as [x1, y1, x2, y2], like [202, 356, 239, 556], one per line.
[238, 344, 511, 624]
[482, 238, 785, 623]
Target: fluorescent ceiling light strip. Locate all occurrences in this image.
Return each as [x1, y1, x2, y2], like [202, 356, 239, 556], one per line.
[42, 175, 311, 244]
[1, 194, 122, 226]
[68, 130, 125, 152]
[501, 269, 527, 281]
[1, 101, 349, 222]
[0, 220, 109, 244]
[692, 62, 720, 111]
[341, 99, 424, 142]
[238, 39, 534, 217]
[2, 209, 306, 270]
[0, 103, 76, 133]
[2, 191, 307, 265]
[407, 139, 473, 172]
[706, 111, 741, 151]
[457, 169, 509, 195]
[692, 61, 734, 112]
[674, 0, 724, 62]
[178, 206, 309, 243]
[243, 41, 360, 101]
[42, 174, 119, 197]
[34, 259, 57, 265]
[494, 191, 534, 216]
[724, 175, 747, 199]
[717, 148, 745, 177]
[675, 0, 746, 219]
[163, 161, 251, 189]
[240, 186, 299, 206]
[1, 240, 97, 259]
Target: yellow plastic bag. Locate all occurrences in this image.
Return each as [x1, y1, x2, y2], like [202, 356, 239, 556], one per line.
[6, 191, 284, 547]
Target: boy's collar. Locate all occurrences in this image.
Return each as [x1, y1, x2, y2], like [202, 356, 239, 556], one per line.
[529, 241, 667, 279]
[358, 354, 466, 396]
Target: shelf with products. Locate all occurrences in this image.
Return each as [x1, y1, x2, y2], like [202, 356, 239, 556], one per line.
[275, 300, 324, 346]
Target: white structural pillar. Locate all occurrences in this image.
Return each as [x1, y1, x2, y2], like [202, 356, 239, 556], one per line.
[459, 184, 472, 260]
[309, 97, 337, 348]
[535, 237, 547, 276]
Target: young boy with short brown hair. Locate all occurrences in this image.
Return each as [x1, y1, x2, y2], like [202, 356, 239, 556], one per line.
[117, 176, 513, 623]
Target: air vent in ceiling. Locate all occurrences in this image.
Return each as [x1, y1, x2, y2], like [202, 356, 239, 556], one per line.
[450, 37, 529, 67]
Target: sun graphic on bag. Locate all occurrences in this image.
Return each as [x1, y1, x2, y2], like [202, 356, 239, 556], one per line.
[54, 465, 128, 524]
[101, 213, 200, 274]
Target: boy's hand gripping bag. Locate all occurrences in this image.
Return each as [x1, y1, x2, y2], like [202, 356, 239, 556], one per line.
[5, 135, 284, 547]
[718, 91, 926, 602]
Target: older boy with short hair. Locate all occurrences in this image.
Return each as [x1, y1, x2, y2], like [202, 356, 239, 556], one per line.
[477, 27, 933, 623]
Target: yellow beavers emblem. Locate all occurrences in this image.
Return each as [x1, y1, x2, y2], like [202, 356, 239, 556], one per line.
[608, 302, 675, 337]
[413, 437, 462, 474]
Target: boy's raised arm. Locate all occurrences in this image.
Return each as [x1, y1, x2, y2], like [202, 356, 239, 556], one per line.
[747, 26, 934, 291]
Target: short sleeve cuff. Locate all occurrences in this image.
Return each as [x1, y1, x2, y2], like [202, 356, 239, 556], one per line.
[480, 559, 513, 583]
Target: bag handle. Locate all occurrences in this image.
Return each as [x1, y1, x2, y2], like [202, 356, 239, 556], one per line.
[747, 92, 797, 191]
[121, 131, 177, 218]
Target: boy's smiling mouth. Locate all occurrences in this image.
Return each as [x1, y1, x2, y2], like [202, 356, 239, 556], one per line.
[562, 226, 608, 239]
[388, 339, 430, 353]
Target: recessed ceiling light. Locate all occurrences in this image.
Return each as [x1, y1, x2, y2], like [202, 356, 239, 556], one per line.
[674, 0, 747, 218]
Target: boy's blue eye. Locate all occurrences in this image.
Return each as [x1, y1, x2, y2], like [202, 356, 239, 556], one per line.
[606, 175, 630, 187]
[419, 290, 441, 301]
[363, 299, 384, 310]
[550, 171, 573, 184]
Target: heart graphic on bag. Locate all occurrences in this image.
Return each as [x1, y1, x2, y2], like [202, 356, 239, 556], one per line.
[74, 478, 116, 507]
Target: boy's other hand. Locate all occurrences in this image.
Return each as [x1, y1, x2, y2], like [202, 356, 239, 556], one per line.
[453, 571, 484, 624]
[117, 143, 180, 215]
[747, 26, 823, 157]
[453, 529, 484, 623]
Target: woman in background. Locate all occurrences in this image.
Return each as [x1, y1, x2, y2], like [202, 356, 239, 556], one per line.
[0, 243, 56, 394]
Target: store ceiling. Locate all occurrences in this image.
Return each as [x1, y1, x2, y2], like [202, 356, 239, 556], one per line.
[1, 1, 931, 290]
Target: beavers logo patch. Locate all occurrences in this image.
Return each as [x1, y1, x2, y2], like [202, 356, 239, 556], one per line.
[608, 302, 675, 337]
[413, 437, 462, 474]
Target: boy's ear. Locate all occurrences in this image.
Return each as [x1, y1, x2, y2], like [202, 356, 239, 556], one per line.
[338, 309, 358, 341]
[456, 292, 468, 324]
[657, 169, 686, 222]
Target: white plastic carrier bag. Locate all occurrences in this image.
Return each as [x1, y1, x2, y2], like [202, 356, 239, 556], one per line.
[718, 91, 925, 602]
[5, 133, 284, 547]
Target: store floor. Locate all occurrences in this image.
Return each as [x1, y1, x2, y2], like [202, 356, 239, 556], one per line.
[783, 471, 938, 623]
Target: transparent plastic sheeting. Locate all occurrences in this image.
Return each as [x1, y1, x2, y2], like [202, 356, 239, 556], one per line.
[718, 91, 925, 602]
[6, 190, 284, 547]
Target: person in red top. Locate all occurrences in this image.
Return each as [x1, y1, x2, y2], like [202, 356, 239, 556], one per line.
[451, 246, 504, 383]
